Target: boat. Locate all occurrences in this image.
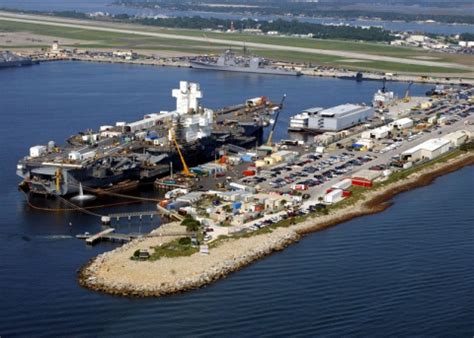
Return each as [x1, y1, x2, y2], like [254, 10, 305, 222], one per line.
[372, 78, 396, 109]
[0, 51, 37, 68]
[76, 232, 90, 239]
[17, 81, 275, 197]
[190, 49, 302, 76]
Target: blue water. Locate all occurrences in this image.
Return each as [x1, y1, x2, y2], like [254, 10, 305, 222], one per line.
[0, 61, 473, 336]
[1, 0, 473, 35]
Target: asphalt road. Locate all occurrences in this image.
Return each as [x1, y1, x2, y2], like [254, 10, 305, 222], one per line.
[0, 11, 471, 70]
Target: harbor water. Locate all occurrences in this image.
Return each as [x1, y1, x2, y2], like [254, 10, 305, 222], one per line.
[0, 62, 473, 336]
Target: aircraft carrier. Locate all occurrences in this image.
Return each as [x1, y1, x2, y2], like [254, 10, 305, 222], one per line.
[190, 49, 302, 76]
[0, 51, 37, 68]
[17, 81, 278, 197]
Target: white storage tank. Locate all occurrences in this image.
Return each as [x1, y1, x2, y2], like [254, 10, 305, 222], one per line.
[30, 145, 47, 158]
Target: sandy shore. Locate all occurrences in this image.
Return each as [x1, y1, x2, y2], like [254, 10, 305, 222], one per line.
[78, 151, 474, 297]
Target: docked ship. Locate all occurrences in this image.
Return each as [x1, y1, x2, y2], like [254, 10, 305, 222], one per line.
[190, 49, 302, 76]
[17, 81, 276, 197]
[0, 51, 36, 68]
[372, 78, 396, 109]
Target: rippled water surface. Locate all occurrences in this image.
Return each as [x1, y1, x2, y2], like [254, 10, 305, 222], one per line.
[0, 62, 472, 336]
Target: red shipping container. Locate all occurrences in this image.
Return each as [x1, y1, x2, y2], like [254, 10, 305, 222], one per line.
[326, 188, 333, 194]
[352, 178, 372, 188]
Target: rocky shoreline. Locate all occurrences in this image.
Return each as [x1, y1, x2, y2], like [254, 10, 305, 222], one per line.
[78, 228, 300, 297]
[78, 151, 474, 298]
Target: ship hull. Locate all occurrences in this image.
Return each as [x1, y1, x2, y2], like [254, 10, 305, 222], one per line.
[0, 59, 36, 68]
[18, 129, 263, 197]
[190, 61, 301, 76]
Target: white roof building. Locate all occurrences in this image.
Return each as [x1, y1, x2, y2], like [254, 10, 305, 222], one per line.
[390, 118, 414, 129]
[442, 130, 470, 147]
[401, 138, 452, 161]
[307, 104, 374, 132]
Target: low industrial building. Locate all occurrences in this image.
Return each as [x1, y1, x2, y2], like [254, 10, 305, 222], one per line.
[351, 169, 382, 187]
[390, 118, 414, 129]
[307, 104, 374, 132]
[361, 125, 393, 140]
[401, 138, 452, 162]
[442, 130, 470, 147]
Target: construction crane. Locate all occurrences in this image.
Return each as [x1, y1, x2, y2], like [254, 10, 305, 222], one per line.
[170, 129, 195, 177]
[266, 94, 287, 146]
[403, 81, 414, 103]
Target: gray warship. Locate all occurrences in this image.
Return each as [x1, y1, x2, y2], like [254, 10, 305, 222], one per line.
[0, 51, 36, 68]
[190, 49, 302, 76]
[17, 81, 278, 197]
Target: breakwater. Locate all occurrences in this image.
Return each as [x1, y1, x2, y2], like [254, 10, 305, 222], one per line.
[78, 151, 474, 298]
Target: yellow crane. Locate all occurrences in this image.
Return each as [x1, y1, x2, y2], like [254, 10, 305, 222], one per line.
[170, 129, 195, 177]
[403, 81, 414, 103]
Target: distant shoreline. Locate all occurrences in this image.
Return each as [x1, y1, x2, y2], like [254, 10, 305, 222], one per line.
[77, 151, 474, 298]
[28, 58, 474, 86]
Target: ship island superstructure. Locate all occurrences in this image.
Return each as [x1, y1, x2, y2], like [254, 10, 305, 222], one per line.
[17, 81, 277, 196]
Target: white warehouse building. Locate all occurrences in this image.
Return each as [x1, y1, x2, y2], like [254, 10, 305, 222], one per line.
[390, 117, 414, 129]
[307, 104, 374, 132]
[401, 138, 452, 162]
[361, 125, 393, 140]
[442, 130, 471, 147]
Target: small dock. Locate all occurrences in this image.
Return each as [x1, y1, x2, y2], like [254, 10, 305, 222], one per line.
[85, 228, 143, 245]
[86, 228, 115, 245]
[108, 210, 159, 221]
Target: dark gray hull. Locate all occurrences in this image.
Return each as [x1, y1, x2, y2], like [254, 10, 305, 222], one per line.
[0, 59, 35, 68]
[190, 61, 301, 76]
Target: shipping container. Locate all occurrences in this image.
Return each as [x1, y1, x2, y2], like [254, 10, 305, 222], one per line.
[351, 178, 373, 188]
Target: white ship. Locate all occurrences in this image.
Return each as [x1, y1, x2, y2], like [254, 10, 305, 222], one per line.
[372, 78, 396, 109]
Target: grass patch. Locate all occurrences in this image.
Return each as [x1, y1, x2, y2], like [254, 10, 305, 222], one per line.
[0, 19, 227, 50]
[1, 17, 467, 74]
[375, 149, 465, 188]
[148, 237, 198, 261]
[255, 49, 343, 64]
[339, 61, 466, 74]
